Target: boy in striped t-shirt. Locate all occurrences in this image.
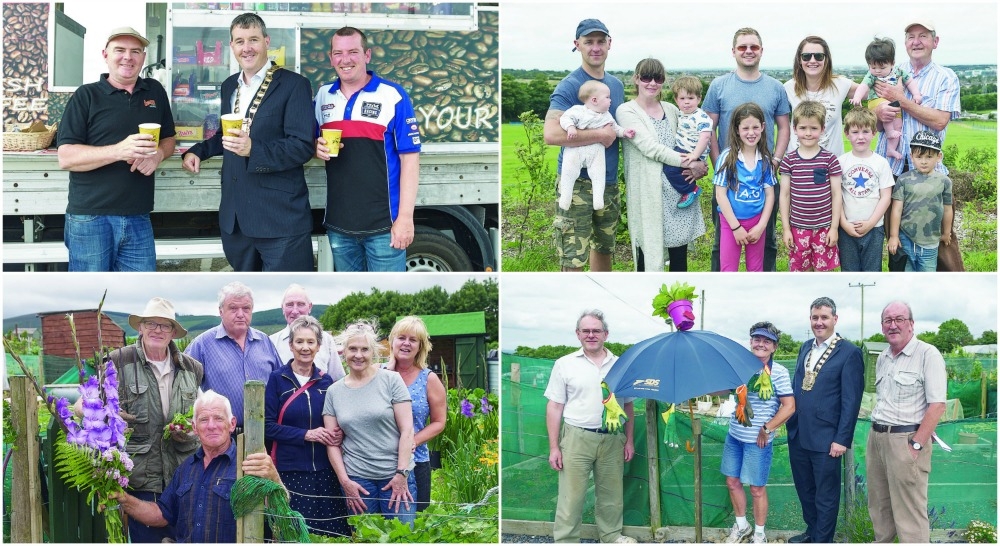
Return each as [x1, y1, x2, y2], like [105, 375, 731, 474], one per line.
[779, 101, 843, 271]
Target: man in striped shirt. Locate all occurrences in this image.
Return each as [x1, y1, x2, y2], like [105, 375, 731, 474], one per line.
[872, 19, 960, 177]
[185, 281, 281, 428]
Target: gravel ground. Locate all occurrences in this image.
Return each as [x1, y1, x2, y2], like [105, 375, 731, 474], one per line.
[502, 533, 596, 543]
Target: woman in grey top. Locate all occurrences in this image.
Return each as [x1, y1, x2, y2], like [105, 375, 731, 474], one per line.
[322, 320, 416, 524]
[617, 58, 707, 271]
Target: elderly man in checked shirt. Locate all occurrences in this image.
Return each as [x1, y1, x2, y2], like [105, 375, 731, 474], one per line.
[185, 281, 282, 429]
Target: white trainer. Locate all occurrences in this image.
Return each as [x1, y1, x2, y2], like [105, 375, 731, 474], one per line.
[724, 523, 753, 543]
[752, 532, 767, 543]
[614, 535, 637, 543]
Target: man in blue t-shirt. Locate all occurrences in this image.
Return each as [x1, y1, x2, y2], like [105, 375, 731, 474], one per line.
[544, 19, 624, 272]
[704, 27, 791, 272]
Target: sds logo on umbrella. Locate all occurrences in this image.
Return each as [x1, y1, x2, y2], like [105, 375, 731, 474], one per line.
[631, 378, 661, 390]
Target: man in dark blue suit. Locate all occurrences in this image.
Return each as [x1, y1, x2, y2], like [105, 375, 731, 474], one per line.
[785, 297, 864, 544]
[182, 13, 315, 271]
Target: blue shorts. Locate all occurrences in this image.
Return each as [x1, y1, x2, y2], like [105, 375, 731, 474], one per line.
[720, 433, 773, 487]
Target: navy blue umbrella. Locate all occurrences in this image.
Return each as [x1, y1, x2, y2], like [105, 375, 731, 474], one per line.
[603, 329, 762, 404]
[603, 328, 763, 542]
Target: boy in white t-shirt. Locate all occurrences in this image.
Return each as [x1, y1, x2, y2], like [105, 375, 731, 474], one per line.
[837, 108, 894, 271]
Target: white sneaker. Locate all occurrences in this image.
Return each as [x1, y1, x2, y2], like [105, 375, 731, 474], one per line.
[724, 523, 753, 543]
[752, 532, 767, 543]
[614, 535, 637, 543]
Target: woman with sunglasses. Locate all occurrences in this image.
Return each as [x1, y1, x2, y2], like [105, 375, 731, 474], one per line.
[616, 58, 707, 272]
[783, 36, 859, 156]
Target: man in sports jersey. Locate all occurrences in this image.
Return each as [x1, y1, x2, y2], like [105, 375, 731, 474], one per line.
[315, 26, 421, 272]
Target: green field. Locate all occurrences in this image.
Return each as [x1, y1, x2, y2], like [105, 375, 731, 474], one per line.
[502, 119, 997, 272]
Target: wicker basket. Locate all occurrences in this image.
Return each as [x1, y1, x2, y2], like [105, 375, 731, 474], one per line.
[3, 123, 57, 152]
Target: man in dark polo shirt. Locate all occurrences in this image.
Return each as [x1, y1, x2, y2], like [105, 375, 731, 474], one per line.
[114, 390, 285, 543]
[314, 26, 421, 272]
[56, 26, 175, 272]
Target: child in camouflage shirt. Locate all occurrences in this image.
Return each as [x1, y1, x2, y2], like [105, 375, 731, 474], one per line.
[887, 131, 953, 271]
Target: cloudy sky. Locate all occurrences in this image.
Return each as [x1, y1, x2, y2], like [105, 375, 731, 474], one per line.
[501, 273, 997, 351]
[501, 0, 998, 71]
[2, 273, 494, 319]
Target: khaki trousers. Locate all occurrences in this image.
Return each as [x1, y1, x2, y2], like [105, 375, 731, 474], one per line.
[865, 430, 933, 543]
[553, 424, 626, 543]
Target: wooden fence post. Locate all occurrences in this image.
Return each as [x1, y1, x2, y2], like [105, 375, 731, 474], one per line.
[9, 376, 44, 542]
[645, 399, 661, 531]
[238, 381, 266, 544]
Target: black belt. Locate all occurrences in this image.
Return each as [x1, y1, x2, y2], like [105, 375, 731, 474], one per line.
[872, 423, 919, 433]
[579, 426, 610, 434]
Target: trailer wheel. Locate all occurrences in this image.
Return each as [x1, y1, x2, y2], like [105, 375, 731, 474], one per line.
[406, 227, 473, 272]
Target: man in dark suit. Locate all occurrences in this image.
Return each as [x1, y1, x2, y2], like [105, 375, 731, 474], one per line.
[182, 12, 314, 271]
[785, 297, 864, 544]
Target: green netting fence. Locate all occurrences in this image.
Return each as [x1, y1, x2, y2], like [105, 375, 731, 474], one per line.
[502, 354, 997, 533]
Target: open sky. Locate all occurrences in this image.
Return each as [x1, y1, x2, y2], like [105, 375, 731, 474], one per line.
[1, 273, 494, 319]
[501, 273, 998, 351]
[501, 0, 999, 71]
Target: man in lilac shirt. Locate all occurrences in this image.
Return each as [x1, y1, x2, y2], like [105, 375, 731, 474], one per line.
[185, 281, 281, 427]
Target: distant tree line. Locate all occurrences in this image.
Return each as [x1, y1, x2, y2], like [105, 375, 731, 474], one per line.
[318, 278, 499, 346]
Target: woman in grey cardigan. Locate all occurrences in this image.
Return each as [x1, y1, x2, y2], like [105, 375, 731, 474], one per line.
[617, 58, 707, 271]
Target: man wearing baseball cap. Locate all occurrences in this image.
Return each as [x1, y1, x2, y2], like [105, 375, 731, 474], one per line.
[75, 297, 203, 542]
[56, 26, 176, 272]
[544, 18, 625, 272]
[872, 18, 960, 178]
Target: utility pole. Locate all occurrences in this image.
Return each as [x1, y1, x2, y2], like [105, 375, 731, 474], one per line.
[849, 282, 877, 342]
[846, 281, 875, 518]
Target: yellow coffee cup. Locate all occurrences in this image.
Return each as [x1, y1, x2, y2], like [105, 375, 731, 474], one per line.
[220, 113, 243, 135]
[322, 128, 343, 157]
[138, 123, 160, 154]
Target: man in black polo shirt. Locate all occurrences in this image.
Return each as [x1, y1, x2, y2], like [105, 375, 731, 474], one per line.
[57, 26, 176, 272]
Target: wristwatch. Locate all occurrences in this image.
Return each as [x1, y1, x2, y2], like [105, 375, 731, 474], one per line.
[395, 468, 410, 478]
[762, 425, 772, 435]
[909, 438, 923, 451]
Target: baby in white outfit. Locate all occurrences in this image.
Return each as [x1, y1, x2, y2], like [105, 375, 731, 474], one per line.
[558, 80, 634, 210]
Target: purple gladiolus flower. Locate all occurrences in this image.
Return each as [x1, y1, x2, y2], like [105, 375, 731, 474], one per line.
[480, 396, 493, 414]
[55, 398, 73, 421]
[80, 376, 101, 400]
[66, 426, 88, 445]
[460, 399, 475, 418]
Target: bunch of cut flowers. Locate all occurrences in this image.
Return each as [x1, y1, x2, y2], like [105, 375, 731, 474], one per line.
[52, 359, 133, 543]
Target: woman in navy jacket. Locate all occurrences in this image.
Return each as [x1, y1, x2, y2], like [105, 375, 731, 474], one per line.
[265, 315, 349, 537]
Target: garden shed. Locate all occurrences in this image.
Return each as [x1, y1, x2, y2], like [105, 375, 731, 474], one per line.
[37, 310, 125, 384]
[411, 311, 488, 391]
[861, 341, 889, 393]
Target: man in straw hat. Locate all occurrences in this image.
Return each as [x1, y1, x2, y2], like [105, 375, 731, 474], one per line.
[56, 26, 176, 272]
[89, 297, 203, 542]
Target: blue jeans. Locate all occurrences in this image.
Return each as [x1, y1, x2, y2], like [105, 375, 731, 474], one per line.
[64, 214, 155, 271]
[838, 227, 885, 272]
[350, 473, 417, 525]
[897, 231, 938, 271]
[327, 230, 405, 272]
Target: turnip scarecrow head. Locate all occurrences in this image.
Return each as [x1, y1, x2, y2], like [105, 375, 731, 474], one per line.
[652, 281, 698, 331]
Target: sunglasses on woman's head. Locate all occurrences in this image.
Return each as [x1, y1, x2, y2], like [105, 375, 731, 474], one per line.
[735, 44, 761, 52]
[800, 52, 826, 62]
[638, 74, 665, 84]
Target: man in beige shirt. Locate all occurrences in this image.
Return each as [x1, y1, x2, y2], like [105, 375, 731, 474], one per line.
[544, 309, 635, 543]
[866, 300, 947, 543]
